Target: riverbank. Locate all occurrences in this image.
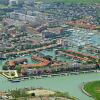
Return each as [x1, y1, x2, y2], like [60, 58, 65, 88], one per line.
[81, 83, 92, 97]
[84, 81, 100, 100]
[5, 88, 77, 100]
[4, 70, 98, 81]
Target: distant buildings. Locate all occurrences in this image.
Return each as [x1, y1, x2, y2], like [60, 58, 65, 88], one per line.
[9, 11, 45, 27]
[10, 12, 37, 23]
[9, 0, 35, 7]
[24, 0, 35, 6]
[9, 0, 18, 6]
[17, 0, 24, 6]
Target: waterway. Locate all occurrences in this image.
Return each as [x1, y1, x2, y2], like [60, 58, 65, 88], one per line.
[0, 70, 100, 100]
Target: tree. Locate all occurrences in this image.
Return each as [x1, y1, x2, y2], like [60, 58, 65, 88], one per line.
[2, 61, 9, 70]
[31, 93, 35, 97]
[2, 65, 8, 70]
[11, 73, 15, 76]
[15, 65, 21, 73]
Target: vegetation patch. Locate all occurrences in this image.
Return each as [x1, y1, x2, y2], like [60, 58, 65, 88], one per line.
[84, 81, 100, 100]
[9, 88, 77, 100]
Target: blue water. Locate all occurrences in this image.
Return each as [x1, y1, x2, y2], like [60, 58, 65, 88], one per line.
[91, 34, 100, 45]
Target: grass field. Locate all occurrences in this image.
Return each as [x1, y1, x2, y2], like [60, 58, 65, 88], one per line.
[36, 0, 100, 4]
[84, 81, 100, 100]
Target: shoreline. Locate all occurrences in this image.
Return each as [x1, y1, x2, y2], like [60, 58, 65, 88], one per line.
[0, 72, 100, 100]
[80, 81, 98, 100]
[6, 70, 99, 82]
[80, 82, 92, 97]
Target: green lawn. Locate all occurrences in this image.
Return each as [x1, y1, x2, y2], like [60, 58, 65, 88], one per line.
[36, 0, 100, 4]
[84, 81, 100, 100]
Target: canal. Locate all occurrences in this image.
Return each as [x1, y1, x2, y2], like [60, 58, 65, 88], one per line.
[0, 70, 100, 100]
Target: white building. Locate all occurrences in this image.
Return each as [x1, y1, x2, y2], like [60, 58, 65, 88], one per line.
[10, 12, 36, 23]
[9, 0, 18, 6]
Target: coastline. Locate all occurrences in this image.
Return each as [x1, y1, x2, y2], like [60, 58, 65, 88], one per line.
[80, 82, 92, 97]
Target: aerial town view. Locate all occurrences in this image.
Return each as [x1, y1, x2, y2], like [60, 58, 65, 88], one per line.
[0, 0, 100, 100]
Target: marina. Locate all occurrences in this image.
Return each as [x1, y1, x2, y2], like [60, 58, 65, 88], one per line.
[0, 1, 100, 100]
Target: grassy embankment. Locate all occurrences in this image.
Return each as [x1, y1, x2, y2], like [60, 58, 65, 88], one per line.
[84, 81, 100, 100]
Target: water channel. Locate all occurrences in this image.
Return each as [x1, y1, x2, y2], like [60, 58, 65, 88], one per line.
[0, 68, 100, 100]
